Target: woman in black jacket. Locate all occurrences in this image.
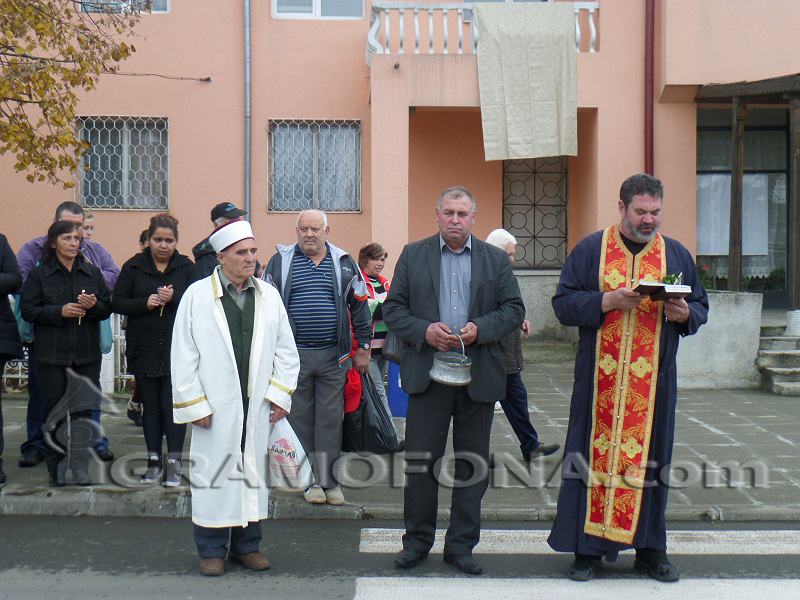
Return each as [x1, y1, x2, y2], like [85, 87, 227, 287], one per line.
[20, 221, 111, 487]
[112, 213, 198, 487]
[0, 234, 24, 484]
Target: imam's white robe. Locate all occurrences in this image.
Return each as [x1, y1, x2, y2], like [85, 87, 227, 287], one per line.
[172, 268, 300, 527]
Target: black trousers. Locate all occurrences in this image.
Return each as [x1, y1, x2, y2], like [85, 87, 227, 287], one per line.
[36, 360, 102, 472]
[193, 521, 262, 559]
[500, 373, 541, 455]
[134, 375, 186, 458]
[402, 381, 494, 556]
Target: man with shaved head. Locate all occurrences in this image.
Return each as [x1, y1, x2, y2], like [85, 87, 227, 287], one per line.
[264, 210, 371, 506]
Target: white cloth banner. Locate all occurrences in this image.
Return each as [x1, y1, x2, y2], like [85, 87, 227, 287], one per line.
[696, 174, 768, 256]
[474, 3, 577, 161]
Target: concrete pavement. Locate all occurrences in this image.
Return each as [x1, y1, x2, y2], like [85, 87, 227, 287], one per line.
[1, 361, 798, 521]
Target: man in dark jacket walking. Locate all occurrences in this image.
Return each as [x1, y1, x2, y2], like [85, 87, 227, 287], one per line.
[485, 229, 560, 466]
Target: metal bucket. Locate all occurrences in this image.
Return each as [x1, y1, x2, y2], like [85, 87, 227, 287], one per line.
[429, 333, 472, 386]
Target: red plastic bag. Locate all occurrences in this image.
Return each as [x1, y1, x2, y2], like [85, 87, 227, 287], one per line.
[344, 368, 362, 413]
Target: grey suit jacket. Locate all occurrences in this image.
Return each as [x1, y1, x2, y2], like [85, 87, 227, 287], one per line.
[382, 234, 525, 402]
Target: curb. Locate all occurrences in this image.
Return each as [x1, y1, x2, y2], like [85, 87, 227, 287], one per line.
[3, 484, 800, 522]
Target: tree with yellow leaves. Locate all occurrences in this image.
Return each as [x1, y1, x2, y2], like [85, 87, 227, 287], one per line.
[1, 1, 141, 187]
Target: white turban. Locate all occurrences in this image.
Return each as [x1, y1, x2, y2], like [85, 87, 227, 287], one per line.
[209, 220, 254, 253]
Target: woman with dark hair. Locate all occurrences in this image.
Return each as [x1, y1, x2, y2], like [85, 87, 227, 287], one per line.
[20, 221, 111, 487]
[113, 213, 198, 486]
[125, 229, 151, 428]
[357, 242, 398, 436]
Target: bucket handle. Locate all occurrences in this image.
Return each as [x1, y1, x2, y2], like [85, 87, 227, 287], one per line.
[454, 332, 465, 356]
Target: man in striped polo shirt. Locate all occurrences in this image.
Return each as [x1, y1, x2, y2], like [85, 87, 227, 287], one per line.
[264, 210, 371, 505]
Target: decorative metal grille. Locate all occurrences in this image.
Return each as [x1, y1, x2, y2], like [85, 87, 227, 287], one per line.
[268, 120, 361, 213]
[78, 117, 169, 210]
[502, 156, 568, 269]
[81, 1, 170, 13]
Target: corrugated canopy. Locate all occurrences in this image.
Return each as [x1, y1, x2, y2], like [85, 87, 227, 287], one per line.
[696, 73, 800, 103]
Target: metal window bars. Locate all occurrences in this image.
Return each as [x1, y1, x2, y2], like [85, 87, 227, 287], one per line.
[268, 119, 362, 213]
[77, 117, 169, 210]
[80, 1, 170, 13]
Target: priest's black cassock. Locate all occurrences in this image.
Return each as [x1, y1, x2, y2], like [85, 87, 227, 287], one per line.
[547, 230, 709, 560]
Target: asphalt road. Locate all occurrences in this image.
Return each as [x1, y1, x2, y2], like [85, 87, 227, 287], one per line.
[1, 517, 799, 599]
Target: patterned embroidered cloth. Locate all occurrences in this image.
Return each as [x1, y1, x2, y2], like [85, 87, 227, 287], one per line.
[585, 225, 665, 545]
[473, 3, 577, 161]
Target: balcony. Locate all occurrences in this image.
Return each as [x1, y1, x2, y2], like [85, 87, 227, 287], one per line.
[366, 1, 599, 65]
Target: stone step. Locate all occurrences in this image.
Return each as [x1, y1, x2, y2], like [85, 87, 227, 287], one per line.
[769, 381, 800, 397]
[761, 367, 800, 388]
[758, 350, 800, 368]
[759, 336, 800, 351]
[761, 325, 787, 337]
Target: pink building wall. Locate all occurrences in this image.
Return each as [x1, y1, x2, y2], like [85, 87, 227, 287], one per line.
[2, 0, 798, 271]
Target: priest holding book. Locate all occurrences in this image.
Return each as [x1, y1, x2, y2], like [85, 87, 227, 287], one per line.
[547, 173, 709, 582]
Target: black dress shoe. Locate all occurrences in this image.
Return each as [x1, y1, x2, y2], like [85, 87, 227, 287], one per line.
[0, 466, 6, 484]
[443, 554, 482, 575]
[523, 443, 561, 461]
[19, 449, 44, 467]
[394, 548, 429, 569]
[634, 549, 680, 582]
[48, 472, 65, 488]
[95, 449, 114, 462]
[568, 554, 601, 581]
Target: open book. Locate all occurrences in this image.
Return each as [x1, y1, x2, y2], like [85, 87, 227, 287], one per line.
[633, 280, 692, 301]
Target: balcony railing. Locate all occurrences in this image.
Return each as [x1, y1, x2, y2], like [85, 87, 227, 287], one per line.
[366, 1, 599, 65]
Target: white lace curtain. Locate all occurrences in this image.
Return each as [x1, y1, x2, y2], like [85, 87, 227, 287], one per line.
[696, 173, 786, 278]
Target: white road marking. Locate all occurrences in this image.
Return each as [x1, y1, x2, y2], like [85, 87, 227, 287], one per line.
[359, 528, 800, 555]
[353, 578, 800, 600]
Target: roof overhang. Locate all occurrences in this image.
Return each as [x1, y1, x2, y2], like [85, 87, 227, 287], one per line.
[695, 73, 800, 104]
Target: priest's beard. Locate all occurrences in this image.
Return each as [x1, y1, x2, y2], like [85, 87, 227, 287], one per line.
[621, 212, 659, 243]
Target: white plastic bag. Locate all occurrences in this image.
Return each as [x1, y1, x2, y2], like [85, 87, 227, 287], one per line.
[268, 418, 313, 490]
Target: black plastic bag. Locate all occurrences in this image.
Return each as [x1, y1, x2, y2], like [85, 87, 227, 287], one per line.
[342, 372, 399, 455]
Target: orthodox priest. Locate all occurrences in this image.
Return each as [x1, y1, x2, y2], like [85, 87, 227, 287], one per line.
[547, 174, 708, 583]
[172, 220, 300, 577]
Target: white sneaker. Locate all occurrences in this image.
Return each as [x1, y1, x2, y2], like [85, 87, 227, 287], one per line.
[304, 484, 326, 504]
[324, 486, 345, 506]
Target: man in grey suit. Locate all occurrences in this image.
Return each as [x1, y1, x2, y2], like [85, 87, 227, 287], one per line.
[383, 186, 525, 575]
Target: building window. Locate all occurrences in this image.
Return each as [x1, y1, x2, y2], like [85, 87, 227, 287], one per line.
[78, 117, 169, 210]
[696, 108, 788, 296]
[502, 156, 568, 269]
[81, 1, 170, 13]
[274, 0, 363, 19]
[268, 120, 361, 213]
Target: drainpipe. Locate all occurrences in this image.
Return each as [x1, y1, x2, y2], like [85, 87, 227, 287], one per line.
[645, 0, 655, 175]
[244, 0, 252, 219]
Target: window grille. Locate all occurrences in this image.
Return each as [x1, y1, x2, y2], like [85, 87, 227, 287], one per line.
[78, 117, 169, 210]
[502, 156, 568, 268]
[268, 120, 361, 213]
[80, 1, 169, 13]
